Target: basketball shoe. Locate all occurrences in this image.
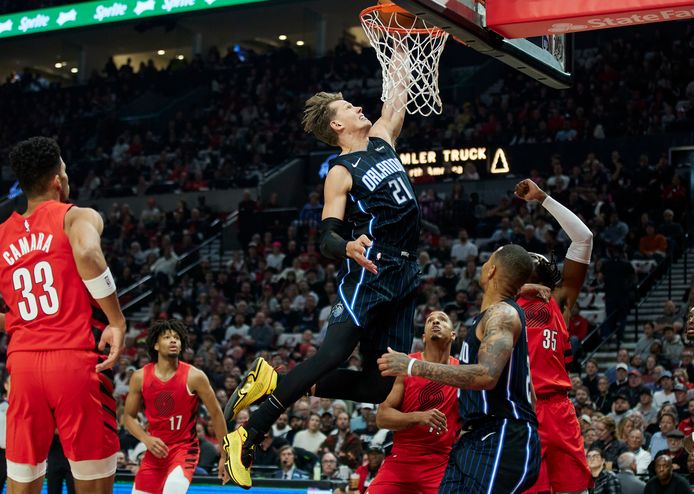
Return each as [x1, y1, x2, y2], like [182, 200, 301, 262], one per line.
[223, 426, 254, 488]
[224, 357, 278, 423]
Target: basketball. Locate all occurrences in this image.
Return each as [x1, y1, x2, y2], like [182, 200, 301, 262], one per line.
[376, 0, 422, 30]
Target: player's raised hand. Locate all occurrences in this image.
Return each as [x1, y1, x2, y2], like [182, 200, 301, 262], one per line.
[416, 409, 447, 433]
[346, 235, 378, 274]
[96, 324, 125, 372]
[514, 179, 547, 203]
[378, 347, 410, 376]
[518, 283, 552, 303]
[144, 435, 169, 459]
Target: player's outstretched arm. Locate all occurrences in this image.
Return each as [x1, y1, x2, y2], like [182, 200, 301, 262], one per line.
[376, 376, 447, 432]
[189, 368, 229, 484]
[518, 283, 551, 302]
[124, 370, 169, 459]
[320, 167, 377, 274]
[378, 304, 519, 391]
[65, 206, 126, 371]
[370, 40, 409, 147]
[515, 178, 592, 313]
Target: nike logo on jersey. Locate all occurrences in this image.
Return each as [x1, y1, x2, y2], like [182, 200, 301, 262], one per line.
[24, 220, 30, 232]
[375, 146, 385, 151]
[481, 432, 496, 442]
[352, 158, 361, 168]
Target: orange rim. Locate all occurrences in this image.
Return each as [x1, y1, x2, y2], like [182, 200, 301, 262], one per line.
[359, 4, 448, 36]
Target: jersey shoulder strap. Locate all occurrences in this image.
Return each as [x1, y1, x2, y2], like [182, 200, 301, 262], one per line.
[368, 136, 395, 153]
[328, 152, 359, 172]
[42, 201, 74, 233]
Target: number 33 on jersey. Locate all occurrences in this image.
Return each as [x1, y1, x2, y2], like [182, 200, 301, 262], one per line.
[0, 201, 106, 354]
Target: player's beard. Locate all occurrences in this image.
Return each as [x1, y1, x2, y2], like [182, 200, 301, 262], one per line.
[167, 350, 180, 359]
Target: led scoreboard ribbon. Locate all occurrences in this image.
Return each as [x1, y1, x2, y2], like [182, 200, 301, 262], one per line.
[399, 147, 511, 178]
[0, 0, 270, 39]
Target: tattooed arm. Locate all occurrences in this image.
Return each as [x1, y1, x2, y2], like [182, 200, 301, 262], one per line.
[378, 303, 520, 390]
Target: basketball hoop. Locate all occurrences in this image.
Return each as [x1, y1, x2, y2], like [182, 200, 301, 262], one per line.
[360, 4, 449, 116]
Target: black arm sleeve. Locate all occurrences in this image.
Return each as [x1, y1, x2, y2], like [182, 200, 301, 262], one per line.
[320, 217, 348, 260]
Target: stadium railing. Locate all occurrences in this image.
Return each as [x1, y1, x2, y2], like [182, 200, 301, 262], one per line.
[118, 212, 236, 314]
[579, 251, 680, 367]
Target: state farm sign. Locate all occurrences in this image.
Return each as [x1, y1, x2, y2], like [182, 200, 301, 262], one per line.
[487, 1, 694, 38]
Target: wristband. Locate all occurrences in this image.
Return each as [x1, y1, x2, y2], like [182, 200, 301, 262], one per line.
[319, 218, 348, 260]
[407, 358, 416, 377]
[83, 267, 117, 299]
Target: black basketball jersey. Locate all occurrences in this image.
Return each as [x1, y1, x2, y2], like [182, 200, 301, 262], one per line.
[329, 137, 421, 252]
[457, 299, 538, 426]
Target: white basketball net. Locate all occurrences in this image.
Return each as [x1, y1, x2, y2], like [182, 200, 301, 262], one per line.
[360, 6, 449, 116]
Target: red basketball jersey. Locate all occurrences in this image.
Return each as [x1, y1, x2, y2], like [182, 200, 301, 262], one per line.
[392, 353, 461, 458]
[0, 201, 105, 355]
[142, 362, 200, 445]
[518, 296, 572, 395]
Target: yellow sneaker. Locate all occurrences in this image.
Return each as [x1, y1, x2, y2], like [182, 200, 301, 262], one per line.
[224, 357, 277, 422]
[223, 426, 254, 489]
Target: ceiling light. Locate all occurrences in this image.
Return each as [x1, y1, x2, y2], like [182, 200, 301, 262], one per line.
[177, 55, 184, 60]
[296, 40, 304, 46]
[157, 49, 166, 55]
[278, 35, 287, 41]
[70, 67, 78, 74]
[54, 62, 62, 68]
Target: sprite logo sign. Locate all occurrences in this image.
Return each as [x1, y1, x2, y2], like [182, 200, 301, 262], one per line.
[19, 14, 50, 32]
[94, 3, 128, 21]
[0, 0, 268, 39]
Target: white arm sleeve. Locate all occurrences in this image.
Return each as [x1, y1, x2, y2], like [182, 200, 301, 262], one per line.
[542, 195, 593, 264]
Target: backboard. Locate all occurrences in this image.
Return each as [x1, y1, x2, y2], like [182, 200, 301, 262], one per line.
[392, 0, 573, 89]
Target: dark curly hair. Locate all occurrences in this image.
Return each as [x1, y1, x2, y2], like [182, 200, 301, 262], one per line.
[528, 252, 562, 290]
[146, 319, 189, 362]
[9, 137, 62, 197]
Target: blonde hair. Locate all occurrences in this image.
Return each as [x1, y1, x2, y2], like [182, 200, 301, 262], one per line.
[617, 416, 635, 441]
[302, 91, 343, 146]
[598, 415, 617, 437]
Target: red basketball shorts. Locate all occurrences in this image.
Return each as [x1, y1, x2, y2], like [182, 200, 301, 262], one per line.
[366, 452, 448, 494]
[524, 394, 593, 493]
[134, 442, 200, 494]
[6, 350, 119, 465]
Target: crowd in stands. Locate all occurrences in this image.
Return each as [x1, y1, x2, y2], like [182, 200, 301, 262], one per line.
[2, 21, 693, 199]
[0, 9, 691, 492]
[575, 304, 694, 493]
[20, 137, 674, 491]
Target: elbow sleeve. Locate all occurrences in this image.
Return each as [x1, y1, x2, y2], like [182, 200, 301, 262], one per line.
[320, 218, 348, 260]
[566, 236, 593, 265]
[542, 195, 593, 264]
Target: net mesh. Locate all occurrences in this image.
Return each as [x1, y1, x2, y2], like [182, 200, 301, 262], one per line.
[360, 5, 449, 116]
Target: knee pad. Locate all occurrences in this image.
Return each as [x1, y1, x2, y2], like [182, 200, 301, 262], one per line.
[7, 459, 47, 483]
[162, 466, 191, 494]
[68, 453, 117, 480]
